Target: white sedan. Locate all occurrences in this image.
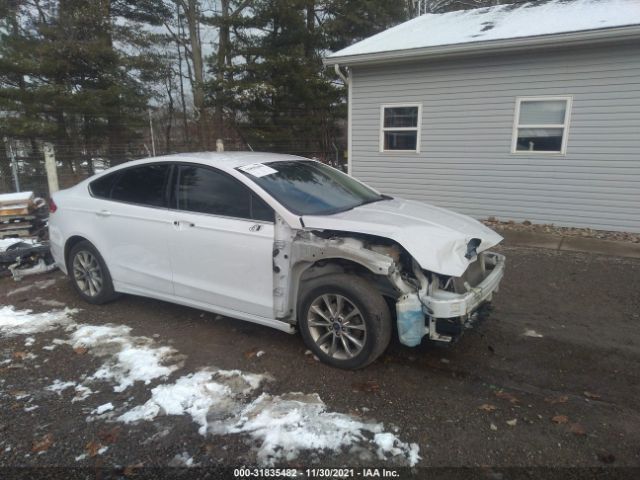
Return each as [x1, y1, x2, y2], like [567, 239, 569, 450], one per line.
[49, 152, 505, 369]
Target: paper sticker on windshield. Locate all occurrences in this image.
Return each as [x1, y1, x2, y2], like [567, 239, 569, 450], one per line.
[239, 163, 278, 178]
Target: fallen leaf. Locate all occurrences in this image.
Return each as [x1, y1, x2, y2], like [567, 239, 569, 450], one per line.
[552, 415, 569, 424]
[73, 347, 87, 355]
[123, 462, 144, 476]
[32, 433, 53, 453]
[584, 391, 601, 400]
[13, 351, 27, 360]
[495, 390, 520, 404]
[98, 426, 120, 444]
[598, 453, 615, 464]
[244, 348, 258, 359]
[85, 440, 102, 457]
[351, 381, 380, 393]
[478, 404, 497, 412]
[569, 423, 587, 436]
[544, 395, 569, 405]
[506, 419, 517, 427]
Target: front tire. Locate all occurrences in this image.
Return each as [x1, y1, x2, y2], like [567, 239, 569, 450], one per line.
[68, 241, 119, 304]
[299, 273, 391, 369]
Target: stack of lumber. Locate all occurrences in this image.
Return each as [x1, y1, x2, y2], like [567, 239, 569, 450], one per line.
[0, 192, 48, 239]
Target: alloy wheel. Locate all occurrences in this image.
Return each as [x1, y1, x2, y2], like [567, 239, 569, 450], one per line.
[72, 250, 103, 297]
[307, 293, 367, 360]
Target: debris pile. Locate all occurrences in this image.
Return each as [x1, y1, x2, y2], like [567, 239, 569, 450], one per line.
[0, 191, 48, 240]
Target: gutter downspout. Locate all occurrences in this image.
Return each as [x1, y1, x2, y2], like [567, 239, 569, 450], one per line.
[334, 64, 353, 176]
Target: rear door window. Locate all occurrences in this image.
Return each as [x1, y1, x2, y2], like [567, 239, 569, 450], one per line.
[175, 165, 274, 222]
[110, 164, 170, 207]
[89, 172, 119, 199]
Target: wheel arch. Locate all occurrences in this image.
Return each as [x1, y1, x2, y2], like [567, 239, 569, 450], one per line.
[292, 256, 397, 324]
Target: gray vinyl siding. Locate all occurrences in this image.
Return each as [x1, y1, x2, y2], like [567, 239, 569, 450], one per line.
[350, 42, 640, 232]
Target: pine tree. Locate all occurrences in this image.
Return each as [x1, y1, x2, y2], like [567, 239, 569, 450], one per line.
[0, 0, 172, 184]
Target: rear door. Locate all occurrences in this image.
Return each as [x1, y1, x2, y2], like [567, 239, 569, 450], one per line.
[89, 163, 174, 295]
[168, 164, 275, 318]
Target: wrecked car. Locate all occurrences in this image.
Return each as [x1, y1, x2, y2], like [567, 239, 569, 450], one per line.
[48, 153, 505, 369]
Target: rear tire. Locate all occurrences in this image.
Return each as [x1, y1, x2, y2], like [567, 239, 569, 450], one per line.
[68, 240, 119, 304]
[298, 273, 391, 369]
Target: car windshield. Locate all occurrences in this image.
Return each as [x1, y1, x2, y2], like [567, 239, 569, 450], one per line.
[238, 160, 385, 215]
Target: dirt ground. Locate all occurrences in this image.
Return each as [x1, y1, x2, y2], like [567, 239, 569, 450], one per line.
[1, 245, 639, 477]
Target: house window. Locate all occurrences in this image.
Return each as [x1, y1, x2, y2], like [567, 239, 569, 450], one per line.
[512, 97, 572, 154]
[380, 104, 421, 152]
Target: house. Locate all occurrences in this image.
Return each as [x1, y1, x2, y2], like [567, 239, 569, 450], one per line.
[324, 0, 640, 233]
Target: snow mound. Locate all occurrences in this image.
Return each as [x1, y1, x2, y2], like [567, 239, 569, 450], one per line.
[0, 306, 77, 337]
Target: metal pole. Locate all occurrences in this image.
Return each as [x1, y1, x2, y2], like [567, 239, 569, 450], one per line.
[148, 108, 156, 157]
[8, 142, 20, 192]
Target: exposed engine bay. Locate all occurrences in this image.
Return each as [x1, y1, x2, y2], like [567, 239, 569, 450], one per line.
[271, 214, 506, 347]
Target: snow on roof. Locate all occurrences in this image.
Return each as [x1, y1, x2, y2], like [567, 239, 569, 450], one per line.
[328, 0, 640, 60]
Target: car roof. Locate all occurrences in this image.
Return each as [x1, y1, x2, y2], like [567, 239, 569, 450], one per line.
[135, 151, 308, 172]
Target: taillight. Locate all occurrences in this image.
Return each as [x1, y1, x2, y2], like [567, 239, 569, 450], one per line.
[49, 197, 58, 213]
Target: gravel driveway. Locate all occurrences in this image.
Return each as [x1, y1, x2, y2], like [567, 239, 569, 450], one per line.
[1, 245, 639, 476]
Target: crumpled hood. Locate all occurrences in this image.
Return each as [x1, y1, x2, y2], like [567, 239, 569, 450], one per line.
[302, 198, 503, 276]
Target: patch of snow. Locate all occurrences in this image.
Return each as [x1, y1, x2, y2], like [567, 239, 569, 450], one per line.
[33, 297, 66, 308]
[42, 345, 56, 351]
[97, 446, 108, 455]
[169, 451, 198, 467]
[228, 393, 421, 466]
[46, 380, 76, 394]
[72, 385, 93, 402]
[68, 324, 183, 392]
[92, 402, 114, 415]
[0, 359, 11, 366]
[0, 191, 34, 203]
[118, 368, 266, 433]
[330, 0, 640, 58]
[24, 405, 39, 412]
[6, 279, 57, 297]
[118, 372, 420, 466]
[75, 453, 87, 462]
[25, 337, 35, 347]
[0, 306, 77, 337]
[256, 350, 265, 358]
[523, 329, 544, 338]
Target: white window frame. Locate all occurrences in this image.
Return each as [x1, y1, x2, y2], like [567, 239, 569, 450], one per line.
[511, 96, 572, 155]
[379, 103, 422, 153]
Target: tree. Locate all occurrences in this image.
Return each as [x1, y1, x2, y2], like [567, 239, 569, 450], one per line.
[205, 0, 407, 158]
[0, 0, 172, 185]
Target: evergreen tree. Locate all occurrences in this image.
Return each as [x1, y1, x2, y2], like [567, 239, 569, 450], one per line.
[0, 0, 172, 183]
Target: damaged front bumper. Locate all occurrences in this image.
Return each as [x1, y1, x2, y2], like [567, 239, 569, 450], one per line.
[396, 252, 505, 346]
[423, 252, 505, 320]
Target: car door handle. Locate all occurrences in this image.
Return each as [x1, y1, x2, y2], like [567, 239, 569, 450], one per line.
[249, 224, 262, 232]
[95, 210, 111, 217]
[173, 220, 195, 228]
